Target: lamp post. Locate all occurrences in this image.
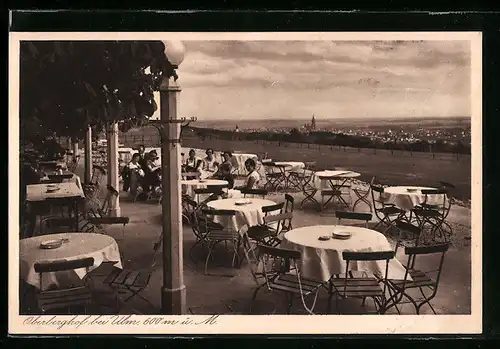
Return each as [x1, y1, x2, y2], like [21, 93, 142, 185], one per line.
[157, 40, 190, 314]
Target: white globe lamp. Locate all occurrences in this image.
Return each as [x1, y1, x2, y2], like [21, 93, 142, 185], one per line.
[162, 40, 185, 68]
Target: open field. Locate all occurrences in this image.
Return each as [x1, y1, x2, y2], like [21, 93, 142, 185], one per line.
[179, 136, 471, 202]
[118, 125, 471, 201]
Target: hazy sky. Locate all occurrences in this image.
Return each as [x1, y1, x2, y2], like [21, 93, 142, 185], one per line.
[175, 40, 471, 120]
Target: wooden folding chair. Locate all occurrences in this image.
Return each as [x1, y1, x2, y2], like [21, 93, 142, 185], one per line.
[288, 161, 316, 192]
[103, 251, 157, 311]
[33, 257, 94, 314]
[249, 245, 323, 314]
[335, 211, 373, 228]
[86, 185, 130, 236]
[201, 208, 241, 275]
[385, 243, 449, 314]
[370, 185, 405, 233]
[328, 250, 395, 314]
[240, 188, 268, 199]
[412, 188, 452, 244]
[352, 176, 375, 212]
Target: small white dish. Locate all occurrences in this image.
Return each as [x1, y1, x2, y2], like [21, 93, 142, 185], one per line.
[235, 199, 251, 205]
[333, 231, 352, 240]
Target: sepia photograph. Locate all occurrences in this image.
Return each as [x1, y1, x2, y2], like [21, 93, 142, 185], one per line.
[9, 31, 482, 335]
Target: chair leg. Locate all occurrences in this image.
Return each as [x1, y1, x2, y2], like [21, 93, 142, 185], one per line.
[249, 284, 264, 314]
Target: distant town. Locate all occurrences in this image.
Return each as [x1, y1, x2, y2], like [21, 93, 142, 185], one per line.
[227, 115, 471, 146]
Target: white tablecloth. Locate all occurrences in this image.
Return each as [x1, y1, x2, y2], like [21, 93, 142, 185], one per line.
[181, 179, 229, 198]
[20, 233, 122, 289]
[274, 161, 305, 172]
[311, 170, 361, 190]
[280, 225, 408, 282]
[207, 198, 277, 232]
[381, 186, 442, 211]
[26, 182, 85, 202]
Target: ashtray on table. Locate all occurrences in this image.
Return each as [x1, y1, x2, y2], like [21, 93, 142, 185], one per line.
[39, 239, 63, 249]
[318, 236, 331, 241]
[406, 188, 418, 193]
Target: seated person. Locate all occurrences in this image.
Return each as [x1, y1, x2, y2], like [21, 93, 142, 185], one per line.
[122, 153, 145, 193]
[140, 151, 161, 196]
[235, 158, 261, 190]
[201, 148, 219, 178]
[184, 149, 202, 179]
[216, 151, 235, 189]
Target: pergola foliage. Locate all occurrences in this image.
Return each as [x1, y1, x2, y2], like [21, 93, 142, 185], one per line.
[20, 41, 175, 141]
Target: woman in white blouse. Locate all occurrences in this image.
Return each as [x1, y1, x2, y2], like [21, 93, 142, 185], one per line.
[202, 148, 219, 178]
[236, 158, 261, 190]
[185, 149, 203, 172]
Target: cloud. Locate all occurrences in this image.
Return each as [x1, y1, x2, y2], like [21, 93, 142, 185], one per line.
[177, 40, 471, 120]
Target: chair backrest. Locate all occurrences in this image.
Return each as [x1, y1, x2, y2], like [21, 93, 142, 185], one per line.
[193, 187, 224, 195]
[34, 257, 95, 292]
[261, 202, 284, 214]
[284, 194, 294, 213]
[402, 243, 449, 291]
[241, 188, 268, 198]
[90, 165, 106, 185]
[262, 212, 293, 226]
[201, 208, 236, 216]
[34, 257, 95, 274]
[335, 211, 372, 227]
[341, 250, 394, 297]
[395, 219, 422, 252]
[100, 185, 119, 215]
[40, 217, 75, 235]
[182, 172, 201, 179]
[370, 184, 386, 209]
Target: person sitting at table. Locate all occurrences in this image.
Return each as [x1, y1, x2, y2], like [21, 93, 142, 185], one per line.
[185, 149, 203, 172]
[137, 144, 147, 169]
[235, 158, 261, 190]
[201, 148, 219, 178]
[122, 153, 145, 192]
[216, 151, 235, 189]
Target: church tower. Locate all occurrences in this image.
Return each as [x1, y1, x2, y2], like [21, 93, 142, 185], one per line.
[311, 114, 316, 130]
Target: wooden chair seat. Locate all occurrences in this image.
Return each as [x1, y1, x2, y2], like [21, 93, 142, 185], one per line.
[412, 207, 441, 218]
[331, 277, 384, 298]
[270, 274, 324, 296]
[104, 267, 151, 289]
[378, 206, 404, 216]
[389, 269, 434, 289]
[247, 225, 275, 240]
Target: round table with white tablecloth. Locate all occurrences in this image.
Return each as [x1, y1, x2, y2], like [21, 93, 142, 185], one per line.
[207, 198, 278, 233]
[280, 225, 409, 282]
[20, 233, 122, 289]
[311, 170, 361, 190]
[381, 186, 443, 211]
[181, 179, 229, 199]
[274, 161, 305, 172]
